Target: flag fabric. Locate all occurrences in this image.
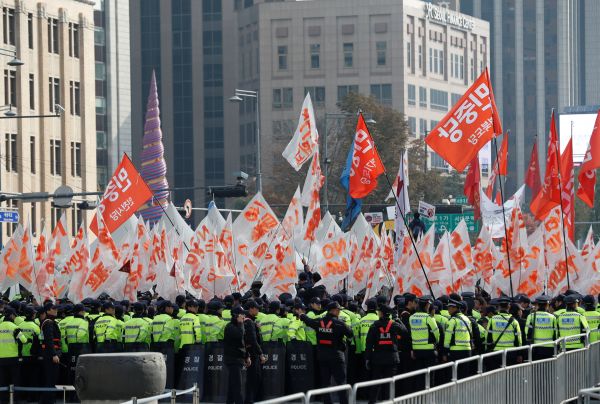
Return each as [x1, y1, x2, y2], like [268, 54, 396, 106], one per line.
[581, 226, 595, 264]
[464, 156, 481, 220]
[530, 112, 561, 220]
[525, 140, 542, 197]
[485, 132, 508, 197]
[426, 68, 502, 172]
[301, 152, 324, 207]
[560, 138, 575, 241]
[472, 225, 495, 287]
[577, 110, 600, 207]
[282, 92, 319, 171]
[387, 150, 410, 241]
[83, 215, 121, 298]
[90, 154, 153, 235]
[429, 231, 453, 297]
[340, 140, 362, 231]
[65, 225, 91, 303]
[348, 113, 385, 198]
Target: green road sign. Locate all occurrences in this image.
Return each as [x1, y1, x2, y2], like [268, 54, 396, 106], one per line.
[454, 196, 468, 204]
[421, 212, 479, 234]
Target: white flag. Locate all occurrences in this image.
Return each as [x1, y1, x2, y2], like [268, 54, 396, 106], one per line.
[387, 150, 410, 240]
[282, 93, 319, 171]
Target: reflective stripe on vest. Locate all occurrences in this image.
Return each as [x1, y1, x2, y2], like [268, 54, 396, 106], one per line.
[378, 321, 394, 345]
[318, 320, 333, 345]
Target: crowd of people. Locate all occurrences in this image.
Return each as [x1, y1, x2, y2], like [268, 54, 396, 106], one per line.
[0, 267, 598, 404]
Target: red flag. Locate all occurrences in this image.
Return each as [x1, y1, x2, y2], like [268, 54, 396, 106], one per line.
[464, 156, 481, 220]
[426, 68, 502, 172]
[348, 113, 385, 198]
[530, 111, 561, 220]
[525, 140, 542, 197]
[90, 154, 153, 235]
[495, 191, 502, 206]
[497, 131, 509, 175]
[560, 138, 575, 241]
[577, 109, 600, 207]
[118, 260, 131, 274]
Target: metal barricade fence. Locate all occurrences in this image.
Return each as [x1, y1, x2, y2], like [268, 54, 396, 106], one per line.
[305, 384, 352, 404]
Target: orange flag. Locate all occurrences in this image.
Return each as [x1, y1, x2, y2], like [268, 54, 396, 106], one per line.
[348, 113, 385, 198]
[577, 109, 600, 207]
[525, 139, 542, 197]
[463, 156, 481, 220]
[485, 131, 508, 198]
[560, 138, 575, 241]
[530, 112, 561, 220]
[90, 154, 153, 235]
[426, 68, 502, 172]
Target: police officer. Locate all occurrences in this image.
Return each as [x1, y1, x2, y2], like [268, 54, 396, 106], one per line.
[224, 306, 250, 404]
[582, 295, 600, 343]
[486, 296, 522, 368]
[203, 300, 226, 343]
[408, 295, 440, 383]
[123, 302, 151, 351]
[244, 300, 266, 403]
[357, 298, 379, 384]
[0, 307, 27, 401]
[364, 305, 407, 404]
[19, 306, 41, 394]
[557, 295, 589, 350]
[304, 297, 322, 347]
[40, 303, 61, 404]
[65, 304, 90, 384]
[524, 295, 557, 360]
[151, 300, 179, 388]
[301, 301, 353, 404]
[443, 300, 473, 378]
[94, 301, 121, 353]
[260, 300, 282, 342]
[179, 299, 202, 348]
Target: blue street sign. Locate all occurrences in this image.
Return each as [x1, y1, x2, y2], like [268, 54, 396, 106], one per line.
[0, 210, 19, 223]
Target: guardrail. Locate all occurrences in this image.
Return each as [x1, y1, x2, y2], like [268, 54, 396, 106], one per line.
[1, 385, 76, 404]
[121, 384, 200, 404]
[256, 332, 600, 404]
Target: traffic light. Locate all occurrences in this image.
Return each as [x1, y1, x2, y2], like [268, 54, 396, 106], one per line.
[206, 184, 247, 198]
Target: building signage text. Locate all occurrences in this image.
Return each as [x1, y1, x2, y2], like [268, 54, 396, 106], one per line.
[425, 3, 474, 31]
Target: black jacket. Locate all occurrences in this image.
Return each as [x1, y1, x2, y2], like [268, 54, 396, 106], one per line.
[243, 316, 263, 357]
[41, 317, 61, 357]
[224, 321, 248, 365]
[301, 313, 353, 362]
[365, 319, 409, 365]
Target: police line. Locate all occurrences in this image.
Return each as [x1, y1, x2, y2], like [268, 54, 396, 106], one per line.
[252, 331, 600, 404]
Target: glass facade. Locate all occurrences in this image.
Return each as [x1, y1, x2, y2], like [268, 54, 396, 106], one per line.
[94, 4, 108, 190]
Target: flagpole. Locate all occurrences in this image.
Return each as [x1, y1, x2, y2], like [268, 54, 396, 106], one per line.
[552, 117, 571, 290]
[492, 135, 514, 298]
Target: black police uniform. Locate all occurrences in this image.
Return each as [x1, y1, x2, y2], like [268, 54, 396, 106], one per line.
[224, 309, 249, 404]
[40, 313, 61, 404]
[364, 314, 408, 404]
[301, 305, 353, 404]
[243, 305, 264, 404]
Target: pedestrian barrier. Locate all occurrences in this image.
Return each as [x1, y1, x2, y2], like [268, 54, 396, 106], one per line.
[255, 332, 600, 404]
[121, 384, 200, 404]
[1, 385, 76, 404]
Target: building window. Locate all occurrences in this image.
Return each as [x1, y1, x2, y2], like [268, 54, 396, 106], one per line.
[3, 69, 15, 106]
[470, 57, 475, 81]
[94, 27, 105, 46]
[376, 41, 387, 67]
[439, 50, 444, 75]
[5, 133, 16, 172]
[6, 200, 17, 235]
[310, 44, 320, 69]
[408, 117, 416, 136]
[419, 86, 427, 108]
[272, 88, 293, 109]
[370, 84, 392, 106]
[2, 7, 15, 45]
[418, 45, 422, 69]
[304, 87, 325, 106]
[71, 141, 81, 177]
[451, 93, 461, 106]
[50, 139, 62, 176]
[406, 42, 411, 68]
[95, 62, 106, 80]
[48, 77, 60, 112]
[27, 13, 33, 49]
[407, 84, 416, 106]
[430, 89, 448, 111]
[28, 74, 35, 110]
[69, 81, 80, 116]
[30, 136, 35, 174]
[431, 152, 449, 170]
[343, 43, 354, 68]
[95, 97, 106, 115]
[419, 118, 428, 136]
[337, 85, 358, 102]
[429, 48, 433, 73]
[71, 208, 82, 237]
[277, 45, 288, 70]
[50, 207, 60, 230]
[96, 131, 107, 150]
[47, 18, 59, 54]
[68, 23, 80, 58]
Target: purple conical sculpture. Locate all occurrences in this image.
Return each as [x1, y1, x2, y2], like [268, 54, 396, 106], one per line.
[138, 70, 170, 225]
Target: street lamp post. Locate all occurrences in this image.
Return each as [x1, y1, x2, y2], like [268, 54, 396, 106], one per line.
[229, 89, 262, 193]
[323, 111, 376, 213]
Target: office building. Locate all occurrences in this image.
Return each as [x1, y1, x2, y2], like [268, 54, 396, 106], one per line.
[93, 0, 132, 189]
[0, 0, 96, 243]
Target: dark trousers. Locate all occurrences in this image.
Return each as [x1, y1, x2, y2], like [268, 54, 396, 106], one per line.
[318, 359, 348, 404]
[448, 350, 472, 379]
[40, 357, 59, 404]
[96, 341, 121, 353]
[21, 356, 40, 401]
[532, 347, 554, 361]
[368, 364, 396, 404]
[226, 363, 244, 404]
[0, 358, 21, 402]
[245, 356, 261, 403]
[124, 342, 149, 352]
[411, 350, 437, 391]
